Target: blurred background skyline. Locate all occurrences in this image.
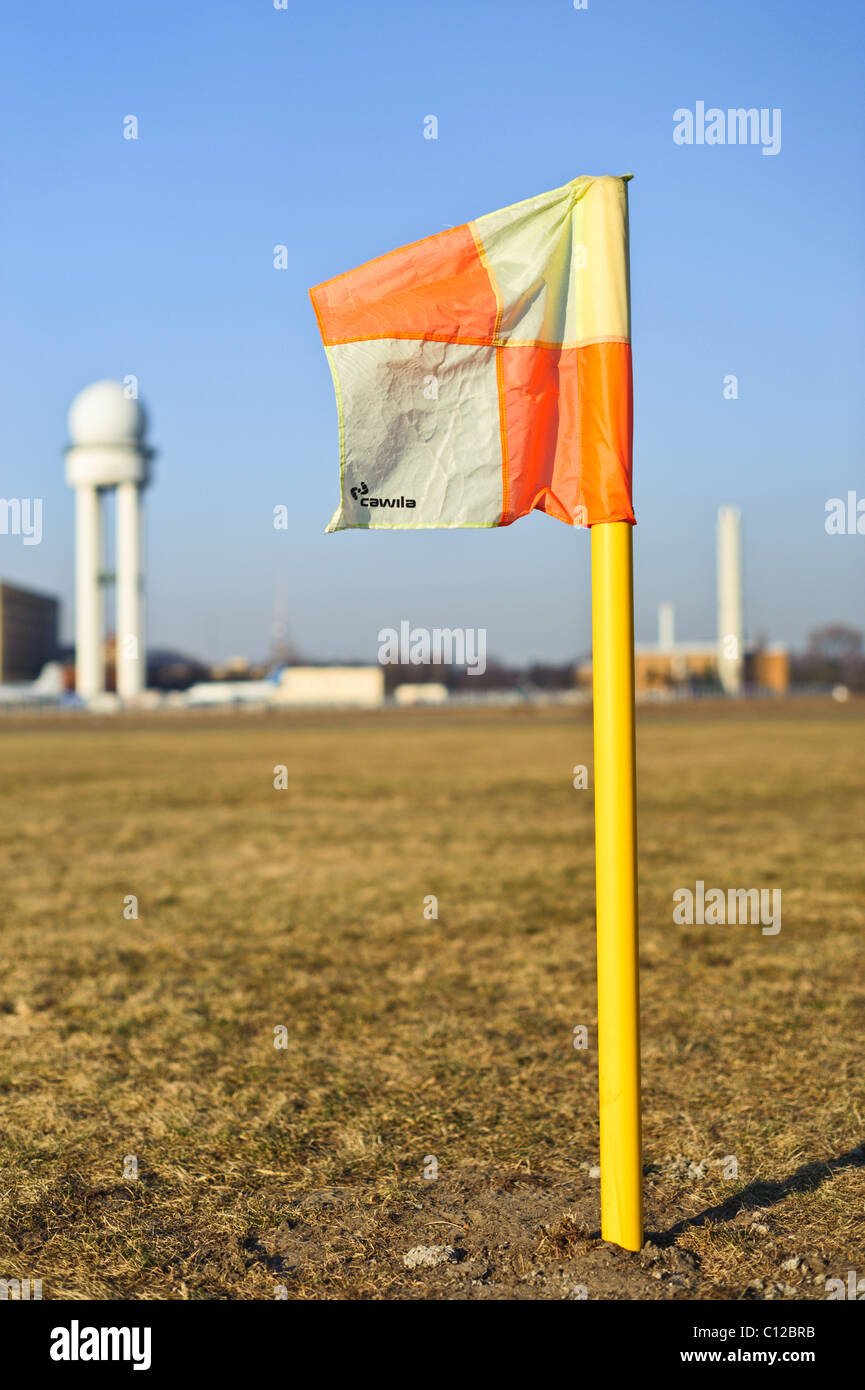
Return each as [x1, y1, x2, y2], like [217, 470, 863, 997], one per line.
[1, 0, 863, 667]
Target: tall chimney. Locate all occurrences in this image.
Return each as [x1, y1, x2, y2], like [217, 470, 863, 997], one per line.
[658, 601, 675, 652]
[717, 505, 743, 695]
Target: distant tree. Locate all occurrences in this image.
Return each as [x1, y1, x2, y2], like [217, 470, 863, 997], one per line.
[807, 625, 863, 661]
[525, 662, 576, 691]
[147, 650, 212, 691]
[793, 624, 865, 691]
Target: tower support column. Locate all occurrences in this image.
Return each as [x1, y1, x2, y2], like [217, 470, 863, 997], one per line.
[116, 480, 144, 699]
[75, 484, 104, 698]
[717, 505, 744, 695]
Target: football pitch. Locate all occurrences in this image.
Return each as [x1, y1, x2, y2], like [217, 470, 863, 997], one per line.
[1, 701, 862, 1300]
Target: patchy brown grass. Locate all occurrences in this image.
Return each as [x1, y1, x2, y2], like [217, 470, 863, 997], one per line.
[0, 701, 862, 1299]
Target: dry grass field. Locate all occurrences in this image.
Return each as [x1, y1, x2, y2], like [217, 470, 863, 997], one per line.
[0, 701, 863, 1300]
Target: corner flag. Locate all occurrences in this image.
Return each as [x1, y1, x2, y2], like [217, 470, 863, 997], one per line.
[310, 174, 643, 1252]
[310, 174, 633, 536]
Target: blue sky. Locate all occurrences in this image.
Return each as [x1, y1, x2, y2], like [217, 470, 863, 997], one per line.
[1, 0, 862, 665]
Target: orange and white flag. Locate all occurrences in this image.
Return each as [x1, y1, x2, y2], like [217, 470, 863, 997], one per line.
[310, 175, 633, 533]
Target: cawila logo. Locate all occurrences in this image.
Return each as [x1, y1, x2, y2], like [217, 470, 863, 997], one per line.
[351, 480, 416, 511]
[673, 880, 781, 935]
[378, 621, 487, 676]
[50, 1320, 152, 1370]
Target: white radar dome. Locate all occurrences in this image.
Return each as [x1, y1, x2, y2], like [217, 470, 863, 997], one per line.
[68, 380, 147, 447]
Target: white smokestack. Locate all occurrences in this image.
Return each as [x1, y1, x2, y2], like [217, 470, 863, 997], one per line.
[717, 505, 743, 695]
[658, 602, 675, 652]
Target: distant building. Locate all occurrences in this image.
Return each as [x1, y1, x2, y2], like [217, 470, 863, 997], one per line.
[750, 643, 790, 694]
[275, 666, 384, 708]
[179, 666, 386, 709]
[633, 638, 719, 694]
[211, 656, 251, 679]
[186, 680, 274, 707]
[0, 581, 59, 681]
[577, 506, 789, 698]
[394, 682, 449, 706]
[577, 612, 789, 696]
[633, 637, 789, 695]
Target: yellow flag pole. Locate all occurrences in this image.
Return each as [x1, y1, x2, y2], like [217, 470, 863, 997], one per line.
[591, 518, 643, 1251]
